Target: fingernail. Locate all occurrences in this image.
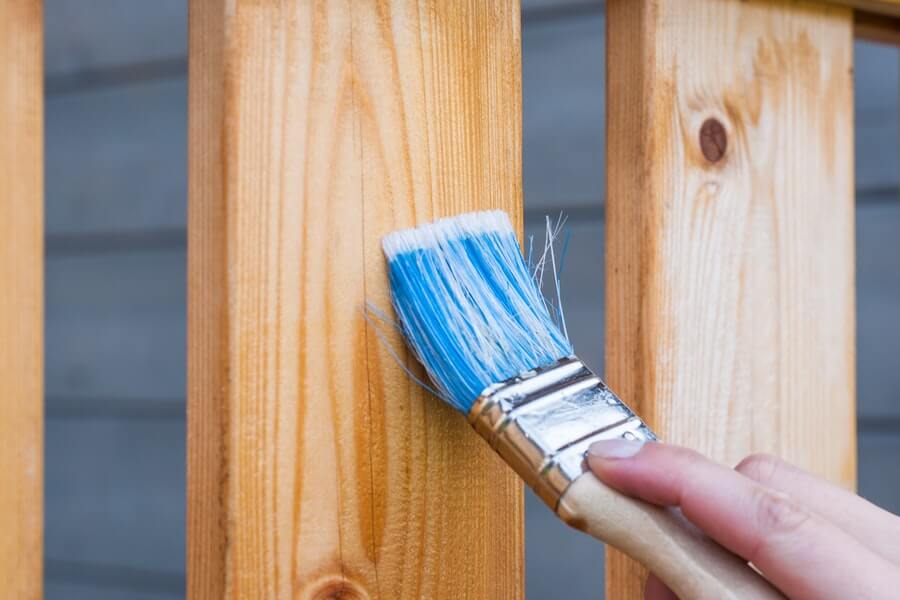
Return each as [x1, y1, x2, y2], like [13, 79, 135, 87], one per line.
[587, 438, 646, 459]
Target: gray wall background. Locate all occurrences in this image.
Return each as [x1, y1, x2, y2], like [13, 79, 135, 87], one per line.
[43, 2, 900, 598]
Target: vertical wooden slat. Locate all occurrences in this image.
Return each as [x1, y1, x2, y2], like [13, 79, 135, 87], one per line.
[0, 1, 43, 598]
[605, 1, 855, 597]
[187, 1, 524, 597]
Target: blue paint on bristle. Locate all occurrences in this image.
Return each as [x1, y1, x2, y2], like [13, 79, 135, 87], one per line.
[382, 211, 573, 414]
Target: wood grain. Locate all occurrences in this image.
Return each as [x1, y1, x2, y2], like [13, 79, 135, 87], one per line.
[188, 1, 524, 598]
[0, 1, 43, 598]
[605, 0, 855, 597]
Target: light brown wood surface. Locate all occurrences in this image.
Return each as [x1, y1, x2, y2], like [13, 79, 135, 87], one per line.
[188, 1, 524, 597]
[0, 2, 43, 598]
[605, 0, 855, 597]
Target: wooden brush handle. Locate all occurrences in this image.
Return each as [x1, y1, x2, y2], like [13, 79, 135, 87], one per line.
[556, 474, 785, 599]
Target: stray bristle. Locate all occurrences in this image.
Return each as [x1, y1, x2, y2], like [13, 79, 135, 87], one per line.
[382, 210, 573, 414]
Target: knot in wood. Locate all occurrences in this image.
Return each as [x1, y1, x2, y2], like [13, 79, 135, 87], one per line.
[699, 118, 727, 163]
[310, 579, 367, 600]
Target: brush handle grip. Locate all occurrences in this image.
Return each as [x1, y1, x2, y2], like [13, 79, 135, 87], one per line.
[556, 473, 785, 599]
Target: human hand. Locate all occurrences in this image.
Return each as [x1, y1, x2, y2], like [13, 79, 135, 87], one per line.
[587, 440, 900, 599]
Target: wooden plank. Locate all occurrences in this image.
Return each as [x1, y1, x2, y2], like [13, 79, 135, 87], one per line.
[605, 1, 856, 597]
[0, 2, 42, 598]
[188, 1, 523, 597]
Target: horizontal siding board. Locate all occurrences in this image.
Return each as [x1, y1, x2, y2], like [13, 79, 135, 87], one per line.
[525, 489, 603, 599]
[45, 418, 185, 574]
[43, 203, 894, 413]
[40, 203, 893, 596]
[522, 0, 602, 13]
[44, 0, 602, 82]
[525, 217, 605, 372]
[41, 5, 899, 595]
[855, 39, 899, 116]
[46, 583, 181, 600]
[523, 13, 605, 210]
[45, 78, 187, 236]
[46, 249, 185, 403]
[855, 40, 900, 192]
[43, 372, 895, 593]
[856, 202, 900, 419]
[858, 433, 900, 514]
[857, 106, 899, 194]
[42, 0, 591, 80]
[45, 557, 183, 600]
[43, 24, 896, 236]
[45, 0, 186, 79]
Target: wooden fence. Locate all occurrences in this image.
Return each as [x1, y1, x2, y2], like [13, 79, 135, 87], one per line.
[2, 0, 900, 598]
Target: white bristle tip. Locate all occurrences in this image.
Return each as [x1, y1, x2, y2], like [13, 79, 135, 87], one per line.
[382, 210, 514, 260]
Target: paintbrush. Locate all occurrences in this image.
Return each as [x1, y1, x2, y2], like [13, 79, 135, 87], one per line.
[381, 210, 783, 600]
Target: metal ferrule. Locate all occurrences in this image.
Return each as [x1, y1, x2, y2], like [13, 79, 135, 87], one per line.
[467, 356, 656, 511]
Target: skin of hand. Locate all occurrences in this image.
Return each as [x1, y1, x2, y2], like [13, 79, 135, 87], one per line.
[586, 440, 900, 600]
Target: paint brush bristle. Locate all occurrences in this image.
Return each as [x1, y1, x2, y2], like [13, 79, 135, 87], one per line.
[382, 210, 572, 413]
